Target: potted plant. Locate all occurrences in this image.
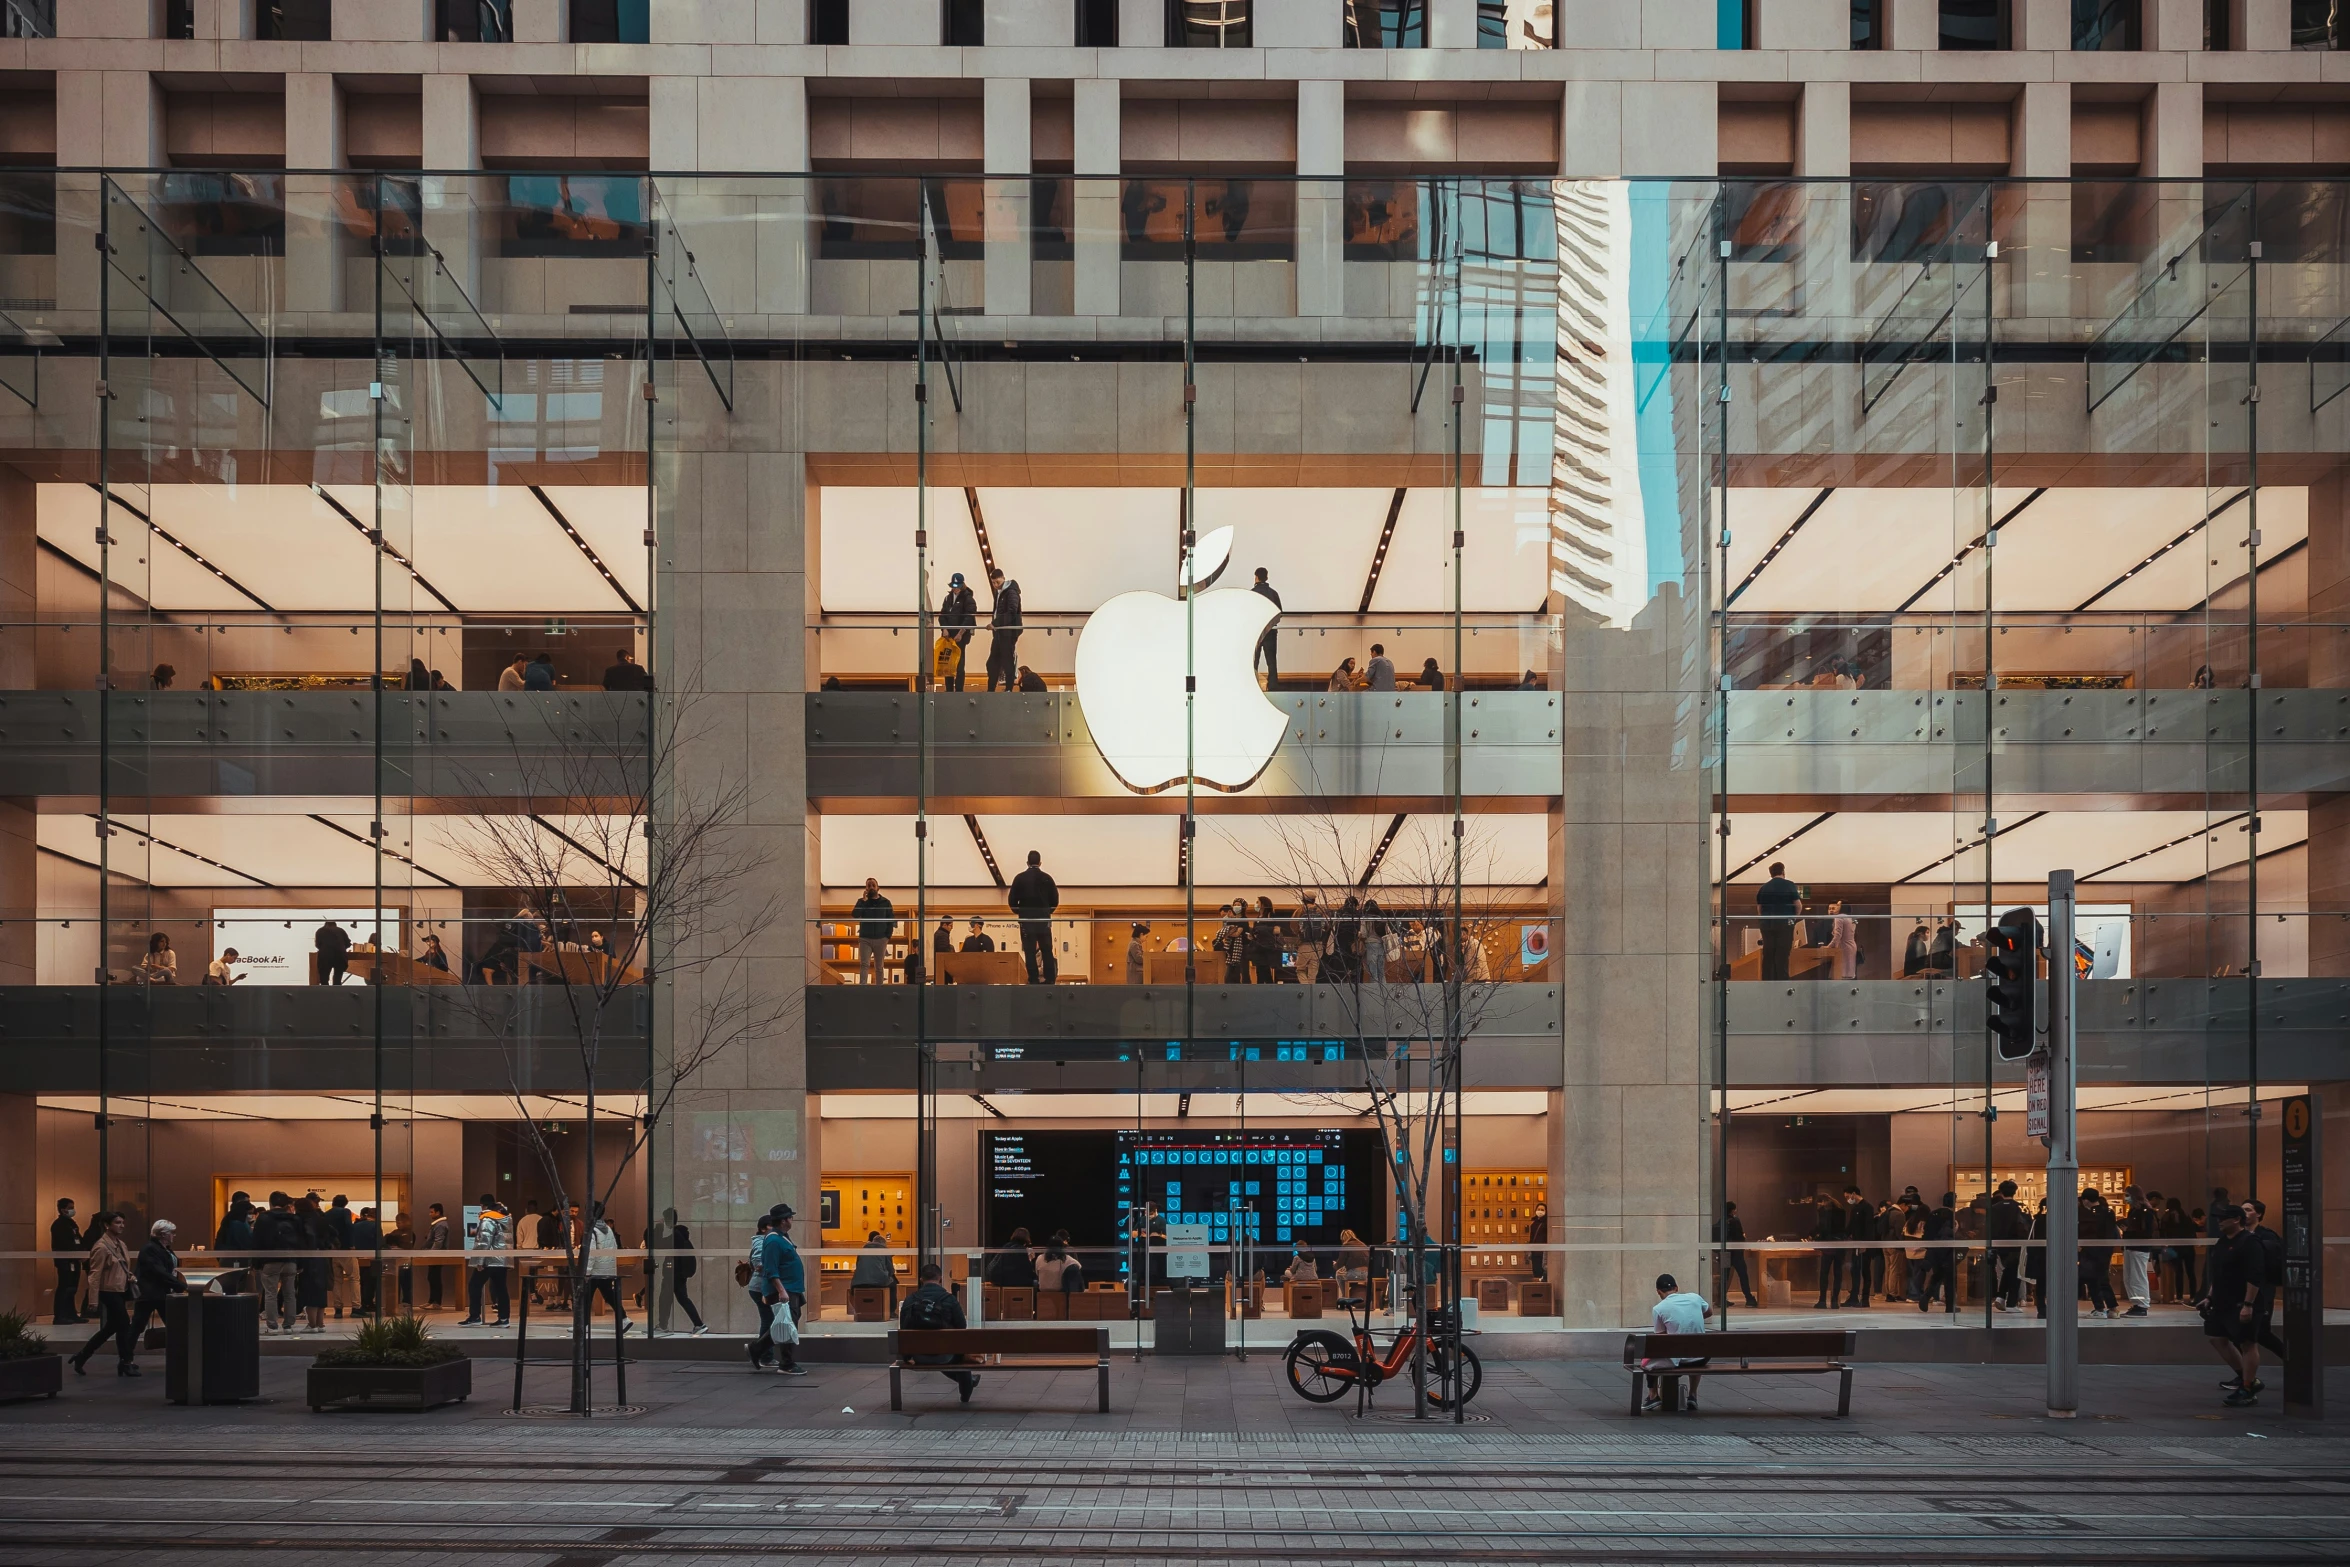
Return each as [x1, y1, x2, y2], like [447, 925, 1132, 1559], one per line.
[307, 1315, 472, 1413]
[0, 1310, 62, 1401]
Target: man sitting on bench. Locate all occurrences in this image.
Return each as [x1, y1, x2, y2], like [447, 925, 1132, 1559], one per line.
[1640, 1273, 1712, 1413]
[899, 1263, 980, 1404]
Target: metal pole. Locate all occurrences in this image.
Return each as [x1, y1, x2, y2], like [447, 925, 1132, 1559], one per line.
[2044, 869, 2078, 1419]
[2242, 240, 2262, 1201]
[1977, 231, 1999, 1334]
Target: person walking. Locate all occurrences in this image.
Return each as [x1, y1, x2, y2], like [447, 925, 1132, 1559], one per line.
[759, 1204, 808, 1376]
[899, 1262, 980, 1402]
[744, 1214, 777, 1370]
[314, 918, 352, 986]
[1917, 1192, 1958, 1313]
[939, 572, 978, 692]
[1251, 568, 1283, 687]
[2244, 1199, 2288, 1365]
[1755, 863, 1800, 981]
[1007, 850, 1060, 984]
[49, 1197, 84, 1324]
[851, 878, 897, 985]
[657, 1208, 707, 1334]
[1718, 1201, 1759, 1309]
[2120, 1184, 2157, 1317]
[1988, 1180, 2028, 1312]
[985, 576, 1023, 691]
[424, 1202, 454, 1312]
[2200, 1206, 2265, 1405]
[1364, 643, 1397, 691]
[1639, 1273, 1712, 1413]
[586, 1203, 632, 1334]
[2080, 1190, 2121, 1318]
[123, 1220, 188, 1364]
[2024, 1197, 2051, 1316]
[70, 1214, 138, 1377]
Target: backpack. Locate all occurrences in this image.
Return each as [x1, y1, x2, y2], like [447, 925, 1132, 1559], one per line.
[900, 1286, 956, 1331]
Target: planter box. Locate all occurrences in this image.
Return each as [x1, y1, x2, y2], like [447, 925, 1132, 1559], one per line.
[0, 1354, 63, 1401]
[307, 1357, 472, 1413]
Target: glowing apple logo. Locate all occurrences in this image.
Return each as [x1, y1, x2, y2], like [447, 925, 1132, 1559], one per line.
[1074, 525, 1286, 794]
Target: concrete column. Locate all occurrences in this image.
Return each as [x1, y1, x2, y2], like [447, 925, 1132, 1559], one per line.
[1752, 0, 1846, 48]
[1296, 79, 1345, 319]
[513, 0, 569, 39]
[0, 1094, 31, 1317]
[195, 0, 258, 37]
[420, 76, 483, 307]
[2142, 0, 2206, 48]
[1882, 0, 1937, 48]
[2231, 0, 2289, 49]
[285, 74, 346, 317]
[56, 72, 163, 316]
[2012, 80, 2071, 320]
[335, 0, 435, 38]
[1072, 79, 1121, 318]
[1794, 81, 1849, 176]
[983, 77, 1032, 317]
[2011, 0, 2068, 48]
[1428, 0, 1477, 49]
[1118, 0, 1163, 44]
[2143, 81, 2203, 179]
[853, 0, 939, 43]
[1257, 0, 1342, 44]
[1560, 82, 1624, 177]
[650, 74, 809, 317]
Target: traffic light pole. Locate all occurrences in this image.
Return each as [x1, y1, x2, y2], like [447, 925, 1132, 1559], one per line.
[2043, 870, 2078, 1418]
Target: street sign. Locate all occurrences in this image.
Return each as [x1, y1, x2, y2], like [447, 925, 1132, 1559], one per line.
[2025, 1059, 2050, 1141]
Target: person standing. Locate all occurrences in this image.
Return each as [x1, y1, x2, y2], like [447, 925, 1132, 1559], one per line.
[1251, 567, 1282, 687]
[1007, 849, 1060, 984]
[2080, 1190, 2121, 1318]
[1810, 1194, 1847, 1309]
[314, 918, 352, 986]
[1842, 1188, 1879, 1308]
[1755, 863, 1800, 981]
[352, 1205, 384, 1317]
[49, 1197, 83, 1324]
[253, 1191, 301, 1332]
[985, 576, 1023, 692]
[1216, 901, 1251, 984]
[70, 1213, 137, 1377]
[745, 1214, 777, 1370]
[292, 1194, 332, 1333]
[1717, 1201, 1758, 1309]
[325, 1194, 357, 1318]
[386, 1209, 416, 1309]
[1125, 922, 1148, 985]
[462, 1195, 512, 1327]
[1917, 1192, 1958, 1312]
[1249, 895, 1284, 984]
[851, 878, 897, 985]
[1829, 901, 1859, 980]
[939, 572, 978, 691]
[760, 1204, 808, 1376]
[2120, 1184, 2157, 1317]
[586, 1203, 632, 1334]
[1295, 894, 1327, 984]
[424, 1202, 454, 1312]
[929, 630, 963, 692]
[1364, 643, 1396, 691]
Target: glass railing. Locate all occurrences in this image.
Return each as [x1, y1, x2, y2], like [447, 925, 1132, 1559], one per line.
[1711, 910, 2343, 984]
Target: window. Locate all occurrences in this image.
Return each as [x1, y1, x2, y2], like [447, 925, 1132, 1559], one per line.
[1851, 0, 1881, 47]
[2291, 0, 2342, 47]
[1476, 0, 1553, 47]
[166, 0, 194, 37]
[1940, 0, 2008, 48]
[262, 0, 331, 39]
[437, 0, 514, 40]
[1075, 0, 1117, 42]
[498, 174, 648, 259]
[570, 0, 649, 43]
[1118, 179, 1292, 260]
[2072, 0, 2138, 49]
[1167, 0, 1250, 47]
[1344, 0, 1426, 47]
[1343, 181, 1421, 260]
[154, 172, 286, 258]
[944, 0, 985, 44]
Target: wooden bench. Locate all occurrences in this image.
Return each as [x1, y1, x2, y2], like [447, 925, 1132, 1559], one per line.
[1623, 1330, 1856, 1416]
[889, 1327, 1111, 1412]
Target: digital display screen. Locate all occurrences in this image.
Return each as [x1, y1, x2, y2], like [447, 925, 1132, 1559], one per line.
[978, 1127, 1385, 1255]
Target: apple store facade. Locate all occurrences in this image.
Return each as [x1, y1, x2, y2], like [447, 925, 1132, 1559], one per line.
[4, 168, 2347, 1335]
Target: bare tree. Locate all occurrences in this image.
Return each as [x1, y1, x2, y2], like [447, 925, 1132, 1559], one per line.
[1211, 809, 1519, 1412]
[449, 673, 792, 1414]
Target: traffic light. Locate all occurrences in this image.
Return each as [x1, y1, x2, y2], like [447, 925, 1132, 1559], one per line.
[1985, 907, 2038, 1061]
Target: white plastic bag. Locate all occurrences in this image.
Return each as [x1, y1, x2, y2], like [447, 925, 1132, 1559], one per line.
[767, 1300, 800, 1346]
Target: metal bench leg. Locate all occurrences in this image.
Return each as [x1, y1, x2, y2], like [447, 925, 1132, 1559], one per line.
[1097, 1359, 1109, 1414]
[1629, 1372, 1643, 1416]
[889, 1364, 902, 1412]
[1836, 1368, 1852, 1418]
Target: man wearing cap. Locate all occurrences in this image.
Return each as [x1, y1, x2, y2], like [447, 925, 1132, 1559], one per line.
[759, 1203, 808, 1376]
[939, 572, 978, 692]
[2199, 1205, 2265, 1406]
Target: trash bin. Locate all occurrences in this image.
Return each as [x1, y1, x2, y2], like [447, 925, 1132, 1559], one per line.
[165, 1292, 262, 1405]
[1151, 1285, 1226, 1355]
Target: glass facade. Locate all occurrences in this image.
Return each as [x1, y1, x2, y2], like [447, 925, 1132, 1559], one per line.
[2, 168, 2342, 1336]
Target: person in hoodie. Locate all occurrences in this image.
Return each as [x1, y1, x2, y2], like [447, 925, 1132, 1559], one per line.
[938, 572, 978, 691]
[985, 576, 1023, 691]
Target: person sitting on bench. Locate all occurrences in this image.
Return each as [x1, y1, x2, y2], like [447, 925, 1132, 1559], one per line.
[1640, 1273, 1712, 1413]
[899, 1263, 979, 1404]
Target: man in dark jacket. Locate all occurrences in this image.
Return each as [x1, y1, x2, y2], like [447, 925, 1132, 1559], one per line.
[1716, 1201, 1757, 1308]
[1987, 1180, 2028, 1311]
[1007, 850, 1060, 984]
[50, 1198, 85, 1323]
[899, 1262, 979, 1402]
[850, 878, 897, 985]
[1251, 567, 1283, 686]
[1755, 862, 1800, 980]
[984, 577, 1023, 691]
[325, 1194, 357, 1318]
[2201, 1207, 2266, 1405]
[1842, 1188, 1880, 1307]
[2120, 1184, 2158, 1315]
[1810, 1195, 1846, 1309]
[939, 572, 977, 691]
[315, 918, 352, 985]
[2244, 1199, 2288, 1363]
[213, 1193, 255, 1296]
[352, 1206, 384, 1316]
[252, 1192, 302, 1332]
[1917, 1193, 1958, 1312]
